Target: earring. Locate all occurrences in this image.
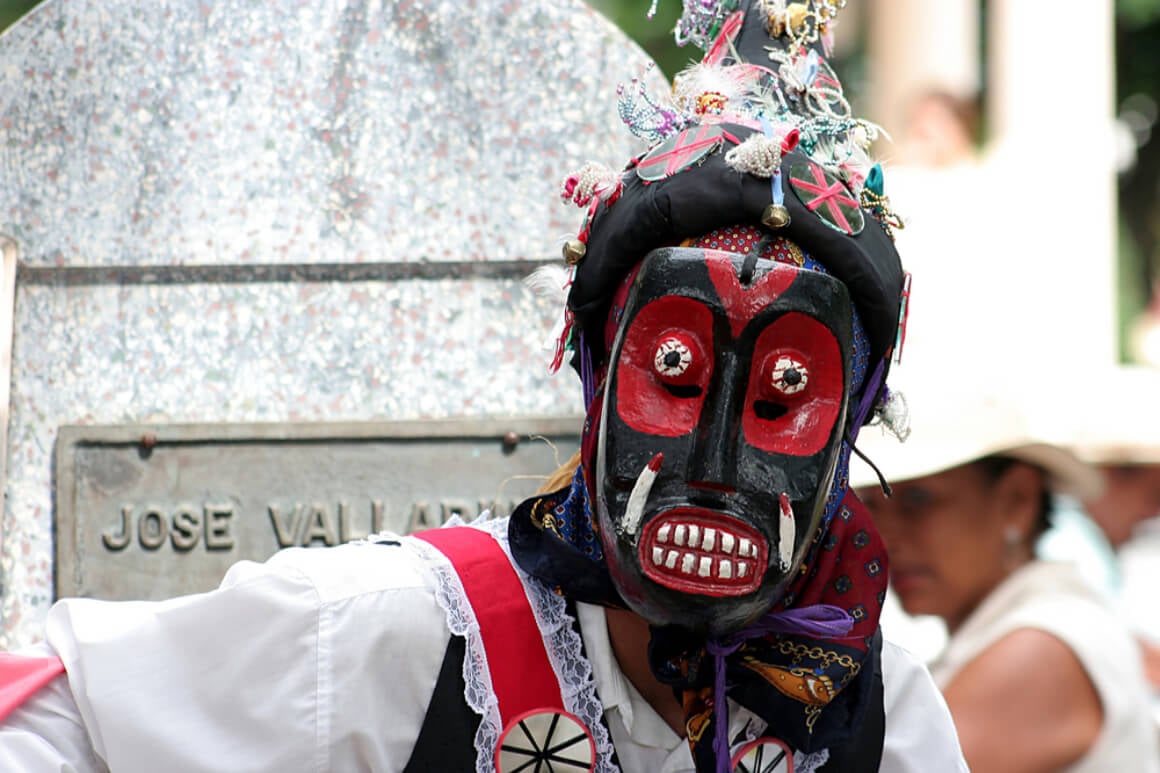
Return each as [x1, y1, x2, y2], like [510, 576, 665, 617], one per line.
[1002, 525, 1027, 567]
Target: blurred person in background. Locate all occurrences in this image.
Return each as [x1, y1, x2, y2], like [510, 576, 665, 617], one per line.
[893, 88, 980, 170]
[1038, 365, 1160, 707]
[1038, 367, 1160, 598]
[860, 84, 988, 670]
[853, 381, 1160, 773]
[1118, 480, 1160, 698]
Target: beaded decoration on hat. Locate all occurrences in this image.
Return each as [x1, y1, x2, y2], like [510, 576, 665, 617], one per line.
[551, 0, 911, 430]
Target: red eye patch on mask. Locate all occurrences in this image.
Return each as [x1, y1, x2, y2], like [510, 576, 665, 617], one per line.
[613, 255, 842, 456]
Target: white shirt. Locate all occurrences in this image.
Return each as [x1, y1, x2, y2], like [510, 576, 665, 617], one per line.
[0, 531, 967, 772]
[575, 603, 967, 773]
[931, 560, 1160, 773]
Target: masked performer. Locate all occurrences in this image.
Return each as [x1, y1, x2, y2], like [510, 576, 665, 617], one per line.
[0, 1, 966, 771]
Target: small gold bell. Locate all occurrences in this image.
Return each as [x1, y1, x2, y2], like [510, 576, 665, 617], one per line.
[762, 204, 791, 230]
[562, 239, 587, 265]
[786, 3, 810, 34]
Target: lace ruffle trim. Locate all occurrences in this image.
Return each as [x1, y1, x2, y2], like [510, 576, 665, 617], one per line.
[409, 529, 502, 773]
[795, 748, 831, 773]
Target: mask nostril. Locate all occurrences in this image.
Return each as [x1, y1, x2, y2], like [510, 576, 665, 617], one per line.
[663, 383, 703, 399]
[689, 481, 737, 494]
[754, 400, 788, 421]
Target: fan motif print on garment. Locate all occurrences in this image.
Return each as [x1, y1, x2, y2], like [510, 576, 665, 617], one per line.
[496, 709, 596, 772]
[732, 737, 794, 773]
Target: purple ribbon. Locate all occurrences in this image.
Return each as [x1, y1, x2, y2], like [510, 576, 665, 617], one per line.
[578, 330, 596, 409]
[849, 357, 886, 437]
[704, 603, 855, 773]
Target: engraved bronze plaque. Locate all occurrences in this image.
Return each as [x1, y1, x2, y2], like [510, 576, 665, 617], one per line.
[54, 418, 581, 601]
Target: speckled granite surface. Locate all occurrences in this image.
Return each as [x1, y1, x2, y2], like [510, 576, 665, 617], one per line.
[0, 0, 663, 649]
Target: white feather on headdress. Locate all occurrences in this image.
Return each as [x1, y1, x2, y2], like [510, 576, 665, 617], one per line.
[524, 264, 572, 355]
[524, 264, 571, 305]
[671, 62, 753, 116]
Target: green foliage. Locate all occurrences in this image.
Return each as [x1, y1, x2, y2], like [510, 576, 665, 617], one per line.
[1115, 2, 1160, 361]
[1118, 0, 1160, 27]
[0, 0, 39, 31]
[588, 0, 691, 79]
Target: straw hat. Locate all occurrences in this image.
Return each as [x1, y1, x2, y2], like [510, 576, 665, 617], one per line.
[850, 376, 1104, 500]
[1045, 365, 1160, 466]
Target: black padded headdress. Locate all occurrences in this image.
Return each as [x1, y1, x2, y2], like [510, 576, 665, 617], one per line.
[557, 0, 907, 421]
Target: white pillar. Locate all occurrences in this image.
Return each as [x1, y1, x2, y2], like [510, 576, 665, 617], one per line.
[987, 0, 1118, 368]
[866, 0, 980, 138]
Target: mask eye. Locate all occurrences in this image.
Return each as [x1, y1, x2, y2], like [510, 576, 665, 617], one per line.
[769, 355, 809, 396]
[653, 334, 693, 378]
[652, 332, 704, 397]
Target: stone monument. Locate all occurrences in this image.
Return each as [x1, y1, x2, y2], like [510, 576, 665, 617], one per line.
[0, 0, 661, 649]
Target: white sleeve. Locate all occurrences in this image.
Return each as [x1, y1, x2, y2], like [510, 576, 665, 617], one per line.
[879, 639, 969, 773]
[0, 668, 107, 772]
[0, 539, 451, 773]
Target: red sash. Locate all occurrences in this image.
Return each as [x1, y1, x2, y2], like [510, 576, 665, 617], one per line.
[0, 653, 65, 724]
[415, 527, 564, 723]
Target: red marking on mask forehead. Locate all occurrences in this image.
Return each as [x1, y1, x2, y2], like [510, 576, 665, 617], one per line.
[705, 254, 799, 337]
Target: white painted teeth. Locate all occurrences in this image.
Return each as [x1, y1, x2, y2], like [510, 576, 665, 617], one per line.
[648, 548, 753, 581]
[654, 523, 754, 556]
[649, 520, 762, 581]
